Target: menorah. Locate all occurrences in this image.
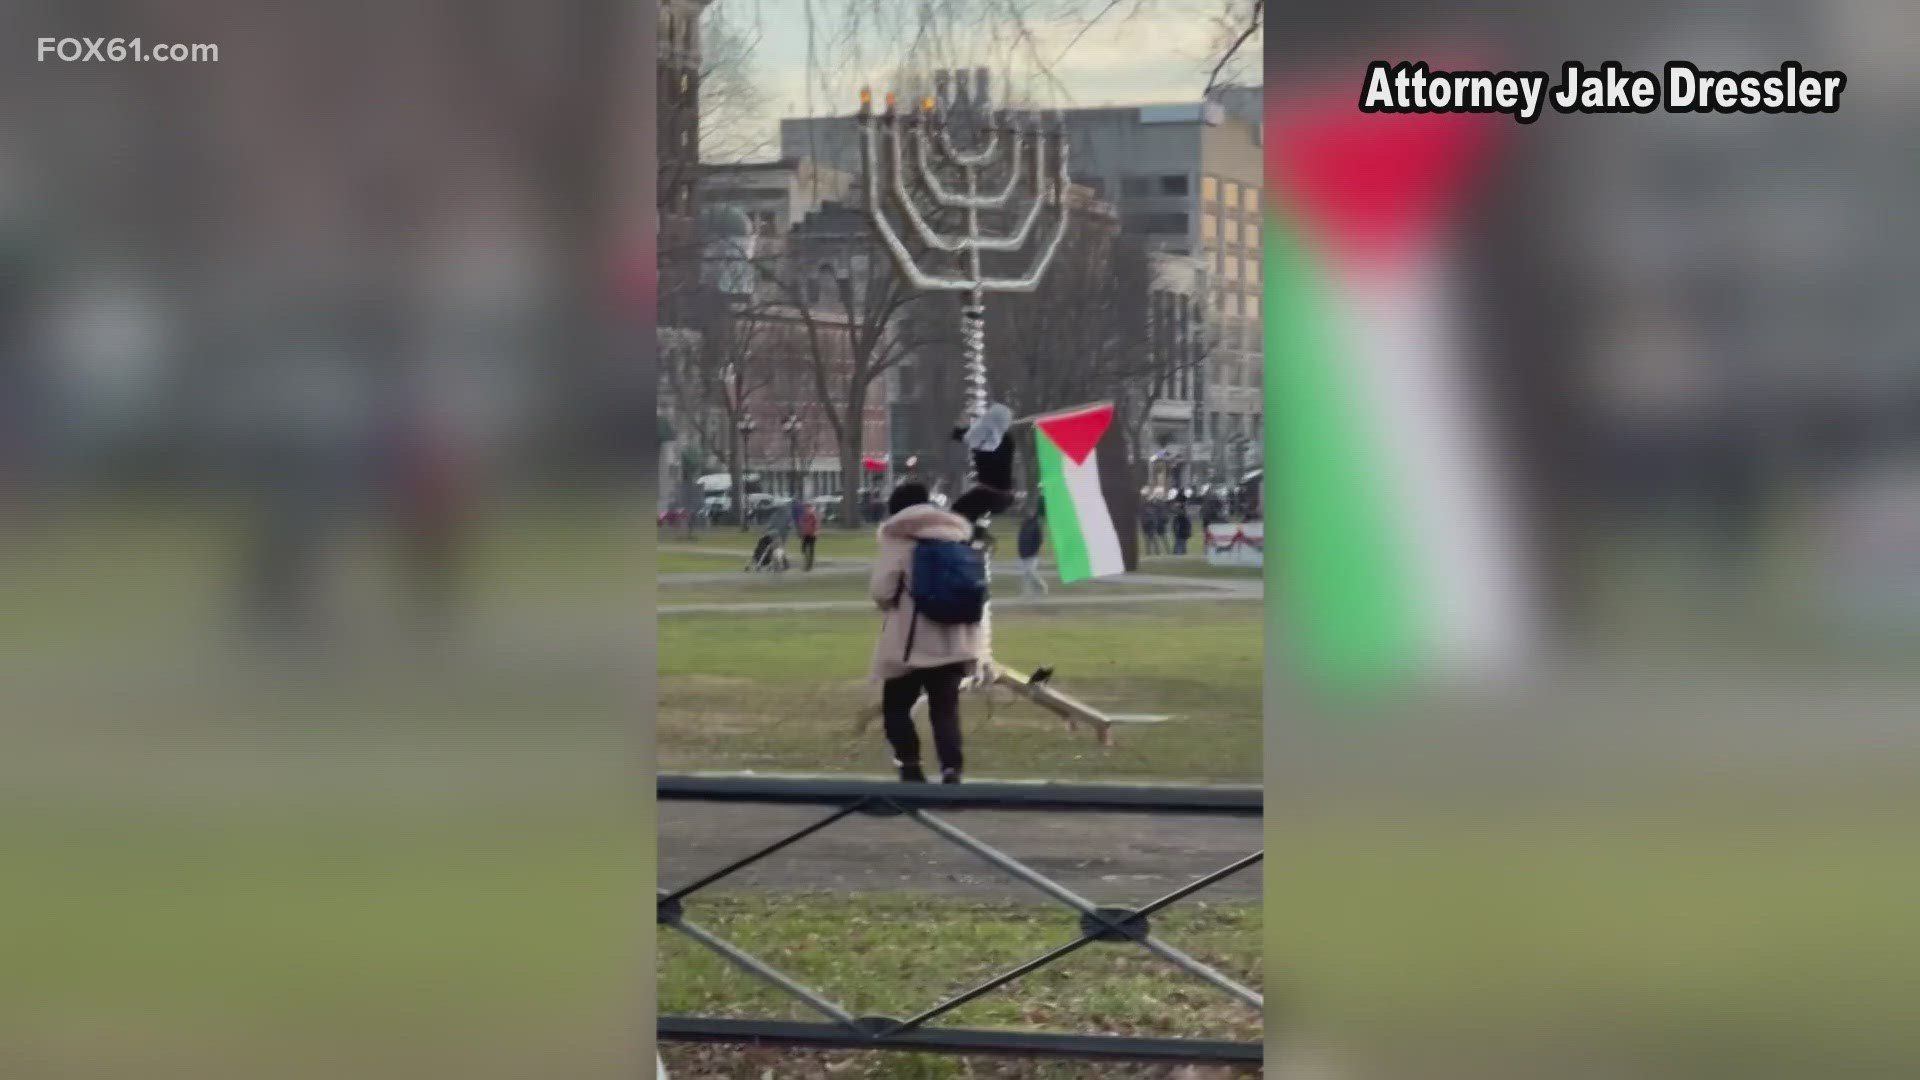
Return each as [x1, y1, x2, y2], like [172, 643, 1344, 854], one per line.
[855, 76, 1072, 426]
[854, 75, 1120, 743]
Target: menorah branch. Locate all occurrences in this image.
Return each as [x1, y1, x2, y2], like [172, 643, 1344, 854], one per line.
[913, 121, 1025, 211]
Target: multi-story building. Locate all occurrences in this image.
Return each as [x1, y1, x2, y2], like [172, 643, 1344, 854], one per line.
[657, 0, 709, 226]
[657, 0, 718, 511]
[1144, 251, 1208, 490]
[1208, 83, 1263, 130]
[700, 158, 857, 242]
[779, 87, 1265, 482]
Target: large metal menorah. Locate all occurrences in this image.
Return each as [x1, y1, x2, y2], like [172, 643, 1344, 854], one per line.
[856, 77, 1071, 426]
[858, 74, 1072, 684]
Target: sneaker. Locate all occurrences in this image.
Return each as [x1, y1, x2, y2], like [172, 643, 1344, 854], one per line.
[898, 764, 928, 783]
[940, 768, 962, 785]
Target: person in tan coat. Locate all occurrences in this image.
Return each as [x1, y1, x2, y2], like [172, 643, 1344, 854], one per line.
[869, 481, 983, 783]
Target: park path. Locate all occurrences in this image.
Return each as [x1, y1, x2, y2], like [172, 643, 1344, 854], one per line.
[659, 795, 1262, 905]
[658, 547, 1261, 614]
[658, 565, 869, 585]
[658, 589, 1259, 615]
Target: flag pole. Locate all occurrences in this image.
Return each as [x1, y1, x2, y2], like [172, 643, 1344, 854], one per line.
[1006, 399, 1114, 428]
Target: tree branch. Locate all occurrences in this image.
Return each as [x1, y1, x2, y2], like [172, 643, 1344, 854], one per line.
[1203, 0, 1262, 97]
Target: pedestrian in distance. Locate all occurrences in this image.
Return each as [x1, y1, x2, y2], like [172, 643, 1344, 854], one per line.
[797, 499, 820, 571]
[1172, 505, 1193, 556]
[1017, 501, 1048, 597]
[869, 481, 985, 785]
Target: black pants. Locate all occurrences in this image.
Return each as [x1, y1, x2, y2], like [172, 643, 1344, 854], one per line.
[881, 662, 966, 774]
[801, 534, 816, 570]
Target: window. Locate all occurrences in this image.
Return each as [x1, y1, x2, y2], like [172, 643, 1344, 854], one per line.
[1247, 258, 1261, 284]
[679, 72, 690, 93]
[1247, 295, 1261, 320]
[1121, 175, 1153, 198]
[1127, 211, 1189, 235]
[1224, 220, 1239, 246]
[1245, 188, 1260, 213]
[1200, 213, 1217, 240]
[1221, 256, 1238, 282]
[1224, 181, 1240, 209]
[1201, 175, 1218, 202]
[1160, 174, 1189, 196]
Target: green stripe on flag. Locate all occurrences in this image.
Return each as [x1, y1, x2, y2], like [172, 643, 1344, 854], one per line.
[1267, 208, 1419, 690]
[1036, 434, 1092, 582]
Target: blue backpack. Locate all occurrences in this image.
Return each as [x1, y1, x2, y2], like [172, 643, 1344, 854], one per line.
[908, 538, 989, 626]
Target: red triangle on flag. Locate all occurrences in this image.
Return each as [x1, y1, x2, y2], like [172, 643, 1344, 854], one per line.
[1268, 80, 1496, 266]
[1034, 403, 1113, 466]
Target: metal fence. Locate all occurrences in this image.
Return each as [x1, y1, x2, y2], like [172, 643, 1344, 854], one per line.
[658, 775, 1264, 1066]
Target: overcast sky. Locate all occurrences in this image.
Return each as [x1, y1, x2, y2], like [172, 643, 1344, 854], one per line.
[703, 0, 1261, 157]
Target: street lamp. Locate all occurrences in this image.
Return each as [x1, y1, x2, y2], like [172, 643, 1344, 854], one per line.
[781, 412, 805, 501]
[736, 414, 758, 530]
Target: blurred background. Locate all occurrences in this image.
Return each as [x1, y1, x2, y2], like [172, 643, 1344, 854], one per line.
[1267, 2, 1920, 1078]
[0, 3, 649, 1078]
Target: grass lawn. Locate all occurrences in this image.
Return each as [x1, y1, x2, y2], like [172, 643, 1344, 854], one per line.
[3, 504, 644, 1075]
[0, 782, 644, 1080]
[1274, 783, 1920, 1079]
[1135, 556, 1261, 579]
[658, 598, 1262, 782]
[658, 892, 1262, 1079]
[657, 547, 760, 573]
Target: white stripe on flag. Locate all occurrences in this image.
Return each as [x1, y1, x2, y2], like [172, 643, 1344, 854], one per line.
[1064, 447, 1125, 576]
[1336, 255, 1535, 676]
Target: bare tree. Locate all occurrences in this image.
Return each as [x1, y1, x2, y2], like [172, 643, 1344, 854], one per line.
[699, 2, 774, 164]
[1202, 0, 1263, 96]
[985, 217, 1161, 485]
[659, 283, 782, 530]
[862, 202, 1214, 502]
[1113, 261, 1220, 491]
[751, 220, 946, 527]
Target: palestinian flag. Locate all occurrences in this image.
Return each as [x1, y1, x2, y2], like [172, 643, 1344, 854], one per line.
[1033, 402, 1138, 583]
[1267, 88, 1537, 692]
